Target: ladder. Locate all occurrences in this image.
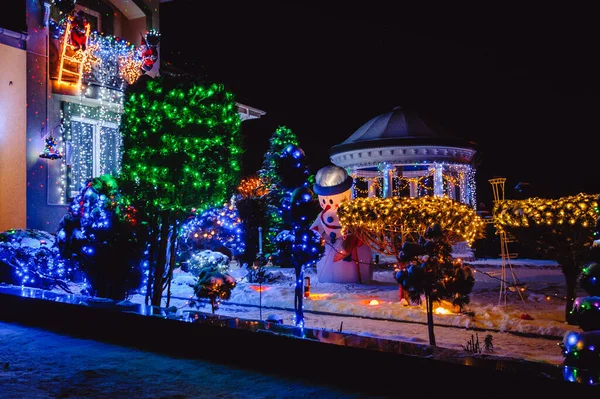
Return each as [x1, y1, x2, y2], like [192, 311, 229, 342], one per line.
[57, 17, 90, 86]
[489, 178, 526, 306]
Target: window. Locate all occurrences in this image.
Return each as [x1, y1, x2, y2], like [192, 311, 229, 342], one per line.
[68, 116, 121, 198]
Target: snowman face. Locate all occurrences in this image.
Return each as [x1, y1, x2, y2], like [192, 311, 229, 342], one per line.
[318, 189, 352, 211]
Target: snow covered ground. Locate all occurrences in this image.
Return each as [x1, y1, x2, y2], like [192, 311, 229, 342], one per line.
[119, 257, 580, 366]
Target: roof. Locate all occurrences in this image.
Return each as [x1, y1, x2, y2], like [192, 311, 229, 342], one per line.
[330, 106, 477, 156]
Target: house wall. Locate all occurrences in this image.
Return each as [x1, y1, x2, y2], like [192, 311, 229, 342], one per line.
[25, 0, 161, 234]
[25, 0, 69, 232]
[120, 17, 148, 47]
[0, 44, 27, 231]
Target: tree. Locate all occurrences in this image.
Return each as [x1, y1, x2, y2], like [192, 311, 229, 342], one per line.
[289, 186, 325, 327]
[395, 224, 475, 345]
[56, 175, 146, 300]
[257, 126, 299, 259]
[119, 74, 243, 308]
[258, 125, 299, 193]
[234, 179, 270, 281]
[338, 196, 485, 345]
[560, 197, 600, 375]
[493, 193, 598, 324]
[192, 266, 236, 314]
[177, 203, 244, 271]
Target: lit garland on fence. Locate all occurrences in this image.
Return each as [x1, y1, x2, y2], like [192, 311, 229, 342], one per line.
[337, 196, 485, 256]
[82, 32, 142, 90]
[350, 163, 476, 206]
[493, 194, 599, 229]
[51, 15, 145, 89]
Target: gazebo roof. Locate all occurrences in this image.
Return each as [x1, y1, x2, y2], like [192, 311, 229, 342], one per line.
[330, 106, 477, 156]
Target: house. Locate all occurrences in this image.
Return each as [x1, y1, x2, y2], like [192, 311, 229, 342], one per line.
[0, 0, 264, 233]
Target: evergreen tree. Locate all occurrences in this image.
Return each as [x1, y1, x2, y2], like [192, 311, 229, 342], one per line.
[56, 175, 146, 300]
[395, 223, 475, 346]
[192, 266, 236, 314]
[258, 125, 299, 191]
[257, 126, 299, 259]
[560, 195, 600, 374]
[119, 74, 243, 308]
[177, 203, 245, 271]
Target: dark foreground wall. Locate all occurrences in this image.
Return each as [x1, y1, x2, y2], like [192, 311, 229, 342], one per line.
[0, 286, 596, 396]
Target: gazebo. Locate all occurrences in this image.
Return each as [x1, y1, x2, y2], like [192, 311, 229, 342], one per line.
[329, 106, 479, 207]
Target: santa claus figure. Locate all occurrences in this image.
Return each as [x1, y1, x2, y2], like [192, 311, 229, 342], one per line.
[69, 10, 90, 51]
[310, 165, 373, 284]
[139, 30, 160, 77]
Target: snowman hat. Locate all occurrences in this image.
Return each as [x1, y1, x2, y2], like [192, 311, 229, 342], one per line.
[313, 165, 353, 196]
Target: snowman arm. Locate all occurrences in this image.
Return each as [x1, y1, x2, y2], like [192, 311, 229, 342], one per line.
[310, 219, 323, 234]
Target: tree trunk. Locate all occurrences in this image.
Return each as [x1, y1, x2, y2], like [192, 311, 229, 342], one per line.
[294, 265, 304, 327]
[426, 295, 436, 346]
[150, 211, 172, 309]
[210, 297, 216, 314]
[165, 224, 178, 308]
[145, 212, 160, 306]
[564, 271, 578, 325]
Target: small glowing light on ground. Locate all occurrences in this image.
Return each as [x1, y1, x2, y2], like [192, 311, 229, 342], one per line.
[306, 293, 332, 300]
[435, 307, 451, 315]
[369, 299, 380, 306]
[249, 285, 271, 292]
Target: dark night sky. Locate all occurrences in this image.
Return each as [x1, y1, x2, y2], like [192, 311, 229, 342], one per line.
[160, 2, 599, 207]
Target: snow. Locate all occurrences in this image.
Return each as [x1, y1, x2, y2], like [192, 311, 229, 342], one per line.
[118, 257, 579, 366]
[0, 257, 593, 396]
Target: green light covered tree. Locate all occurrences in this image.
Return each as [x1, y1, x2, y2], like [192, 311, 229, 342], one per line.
[119, 74, 243, 308]
[257, 126, 299, 260]
[258, 125, 299, 191]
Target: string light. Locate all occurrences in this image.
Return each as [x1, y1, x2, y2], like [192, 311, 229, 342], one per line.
[179, 203, 246, 260]
[119, 77, 242, 215]
[50, 14, 153, 203]
[493, 194, 598, 229]
[350, 163, 476, 207]
[237, 175, 269, 198]
[338, 196, 485, 257]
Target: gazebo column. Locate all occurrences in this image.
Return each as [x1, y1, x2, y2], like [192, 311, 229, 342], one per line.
[367, 179, 377, 197]
[460, 168, 468, 205]
[380, 163, 394, 198]
[447, 181, 456, 200]
[409, 180, 418, 198]
[402, 170, 422, 198]
[433, 163, 444, 197]
[351, 168, 358, 199]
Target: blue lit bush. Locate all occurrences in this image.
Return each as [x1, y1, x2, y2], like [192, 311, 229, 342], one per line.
[177, 204, 244, 271]
[0, 228, 74, 291]
[56, 175, 148, 300]
[187, 249, 230, 277]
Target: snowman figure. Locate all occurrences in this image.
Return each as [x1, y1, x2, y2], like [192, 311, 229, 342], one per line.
[310, 165, 373, 284]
